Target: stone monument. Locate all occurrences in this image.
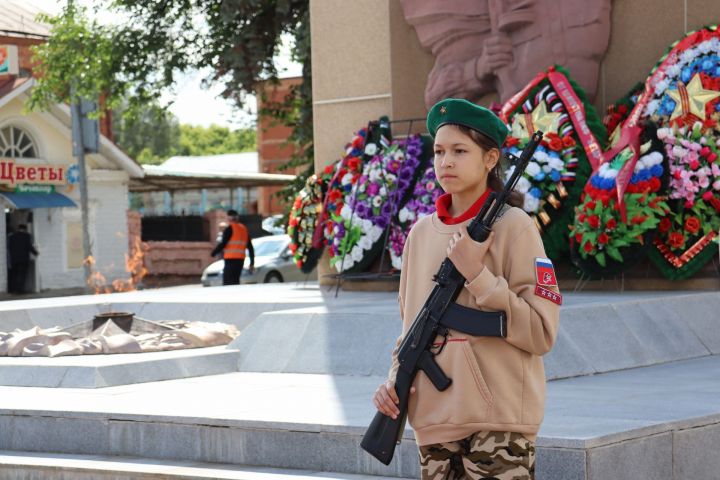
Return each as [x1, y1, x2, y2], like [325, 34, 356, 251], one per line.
[400, 0, 612, 106]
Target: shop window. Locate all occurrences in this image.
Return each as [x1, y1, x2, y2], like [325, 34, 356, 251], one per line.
[0, 126, 38, 158]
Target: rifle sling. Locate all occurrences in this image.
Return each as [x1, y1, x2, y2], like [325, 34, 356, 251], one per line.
[439, 302, 507, 338]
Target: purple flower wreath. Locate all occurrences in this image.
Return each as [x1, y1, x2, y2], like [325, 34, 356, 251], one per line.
[388, 161, 442, 270]
[327, 135, 423, 272]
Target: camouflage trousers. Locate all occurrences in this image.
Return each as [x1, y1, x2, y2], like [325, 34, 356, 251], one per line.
[418, 431, 535, 480]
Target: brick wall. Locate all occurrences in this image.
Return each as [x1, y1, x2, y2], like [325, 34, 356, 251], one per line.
[143, 241, 216, 277]
[0, 35, 114, 140]
[0, 35, 43, 75]
[256, 77, 304, 216]
[128, 209, 228, 286]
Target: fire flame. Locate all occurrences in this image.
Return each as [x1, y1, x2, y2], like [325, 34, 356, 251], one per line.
[84, 238, 148, 294]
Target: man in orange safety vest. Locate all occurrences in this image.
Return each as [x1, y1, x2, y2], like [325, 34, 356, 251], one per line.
[211, 209, 255, 285]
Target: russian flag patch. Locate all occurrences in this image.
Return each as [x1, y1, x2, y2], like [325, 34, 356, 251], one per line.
[535, 257, 557, 287]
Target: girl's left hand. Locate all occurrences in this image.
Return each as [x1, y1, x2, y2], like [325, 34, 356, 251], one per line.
[447, 226, 494, 282]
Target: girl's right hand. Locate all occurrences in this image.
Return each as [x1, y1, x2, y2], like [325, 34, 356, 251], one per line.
[373, 380, 415, 419]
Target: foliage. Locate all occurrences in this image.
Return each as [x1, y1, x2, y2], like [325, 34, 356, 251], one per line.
[27, 4, 128, 113]
[29, 0, 311, 195]
[112, 102, 256, 164]
[176, 125, 256, 157]
[569, 149, 668, 274]
[258, 8, 314, 217]
[112, 101, 181, 164]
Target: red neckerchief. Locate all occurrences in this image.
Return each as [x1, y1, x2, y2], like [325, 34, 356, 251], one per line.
[435, 189, 492, 225]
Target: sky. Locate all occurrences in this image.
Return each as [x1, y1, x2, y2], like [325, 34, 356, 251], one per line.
[24, 0, 303, 129]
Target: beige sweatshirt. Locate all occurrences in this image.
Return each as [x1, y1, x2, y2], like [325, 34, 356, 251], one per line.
[389, 207, 560, 446]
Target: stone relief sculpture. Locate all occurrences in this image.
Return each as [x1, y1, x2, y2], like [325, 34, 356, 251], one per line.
[400, 0, 612, 107]
[0, 319, 239, 357]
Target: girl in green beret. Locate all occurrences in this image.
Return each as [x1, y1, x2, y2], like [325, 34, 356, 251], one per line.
[373, 98, 560, 479]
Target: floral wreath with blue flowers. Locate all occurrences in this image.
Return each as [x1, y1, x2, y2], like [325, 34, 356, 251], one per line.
[569, 141, 670, 275]
[642, 26, 720, 279]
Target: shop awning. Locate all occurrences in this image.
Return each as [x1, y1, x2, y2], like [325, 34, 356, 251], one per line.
[129, 168, 296, 192]
[0, 192, 77, 209]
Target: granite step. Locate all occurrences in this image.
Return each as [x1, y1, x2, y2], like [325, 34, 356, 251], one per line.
[1, 355, 720, 479]
[0, 451, 410, 480]
[0, 345, 240, 388]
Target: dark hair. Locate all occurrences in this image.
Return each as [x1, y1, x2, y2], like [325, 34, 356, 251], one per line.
[454, 125, 524, 208]
[227, 209, 239, 217]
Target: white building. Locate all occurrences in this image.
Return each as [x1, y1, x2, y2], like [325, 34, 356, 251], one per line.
[0, 77, 143, 293]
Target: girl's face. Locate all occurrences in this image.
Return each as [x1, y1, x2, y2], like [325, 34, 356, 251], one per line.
[433, 125, 499, 195]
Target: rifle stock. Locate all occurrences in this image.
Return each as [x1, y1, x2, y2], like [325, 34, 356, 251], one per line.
[361, 367, 413, 465]
[361, 132, 544, 465]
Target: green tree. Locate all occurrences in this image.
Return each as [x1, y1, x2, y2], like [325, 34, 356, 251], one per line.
[30, 1, 311, 211]
[112, 101, 181, 165]
[175, 124, 256, 156]
[113, 112, 257, 163]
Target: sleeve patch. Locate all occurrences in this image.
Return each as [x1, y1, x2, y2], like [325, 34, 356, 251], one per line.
[535, 257, 557, 287]
[535, 285, 562, 305]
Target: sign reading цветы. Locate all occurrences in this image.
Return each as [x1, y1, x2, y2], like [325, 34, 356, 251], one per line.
[0, 159, 66, 186]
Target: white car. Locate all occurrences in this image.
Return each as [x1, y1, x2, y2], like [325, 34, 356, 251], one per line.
[201, 234, 313, 286]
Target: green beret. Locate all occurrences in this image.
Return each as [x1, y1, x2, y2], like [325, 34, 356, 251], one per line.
[427, 98, 509, 147]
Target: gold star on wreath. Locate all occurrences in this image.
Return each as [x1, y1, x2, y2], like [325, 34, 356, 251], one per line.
[510, 100, 561, 139]
[666, 74, 720, 121]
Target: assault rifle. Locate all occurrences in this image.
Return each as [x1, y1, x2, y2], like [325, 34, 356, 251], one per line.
[360, 131, 544, 465]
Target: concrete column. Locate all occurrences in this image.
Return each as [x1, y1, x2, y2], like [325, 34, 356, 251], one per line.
[310, 0, 432, 283]
[200, 189, 207, 214]
[163, 191, 171, 215]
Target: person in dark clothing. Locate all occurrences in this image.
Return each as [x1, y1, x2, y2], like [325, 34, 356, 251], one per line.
[7, 224, 38, 294]
[210, 210, 254, 285]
